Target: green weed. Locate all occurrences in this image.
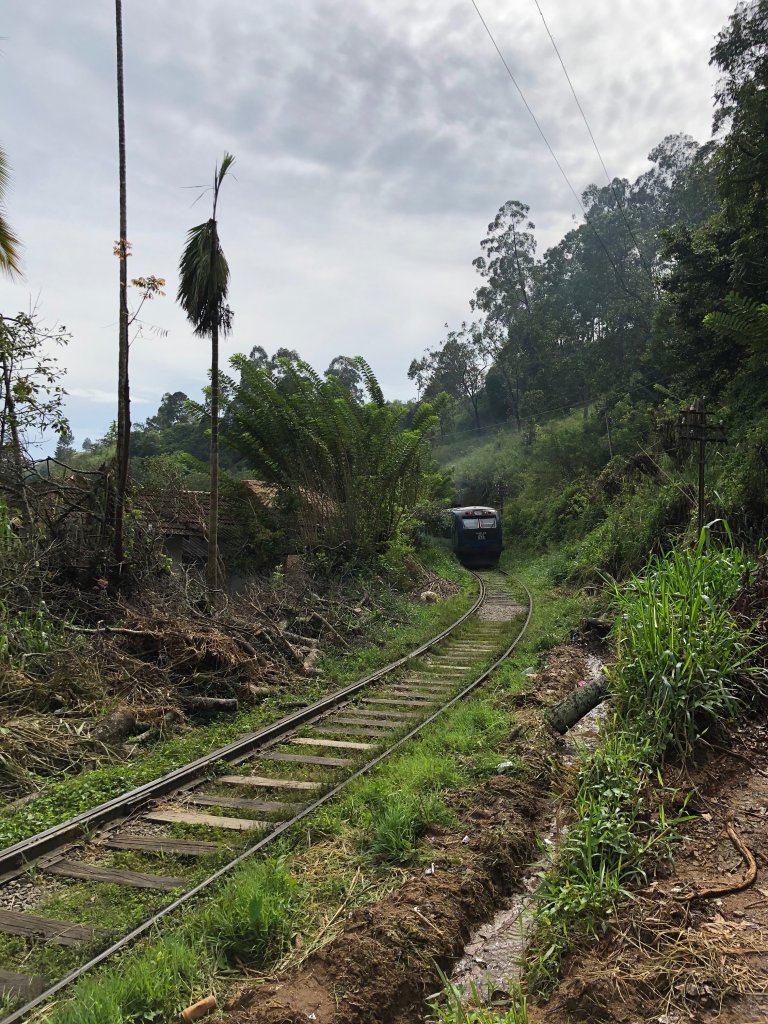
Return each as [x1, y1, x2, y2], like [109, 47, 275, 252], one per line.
[50, 936, 203, 1024]
[526, 731, 687, 995]
[200, 857, 299, 962]
[526, 533, 755, 996]
[427, 973, 529, 1024]
[610, 530, 757, 761]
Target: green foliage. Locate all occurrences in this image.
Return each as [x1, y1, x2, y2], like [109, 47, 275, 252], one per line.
[50, 936, 202, 1024]
[527, 537, 757, 996]
[199, 857, 299, 961]
[704, 292, 768, 358]
[427, 974, 529, 1024]
[176, 153, 235, 339]
[527, 732, 685, 996]
[360, 788, 453, 865]
[311, 697, 508, 866]
[609, 531, 756, 760]
[0, 599, 67, 668]
[0, 144, 22, 277]
[225, 355, 439, 558]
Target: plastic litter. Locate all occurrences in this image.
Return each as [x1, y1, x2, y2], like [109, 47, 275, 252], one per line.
[496, 761, 517, 774]
[180, 995, 217, 1022]
[425, 862, 435, 875]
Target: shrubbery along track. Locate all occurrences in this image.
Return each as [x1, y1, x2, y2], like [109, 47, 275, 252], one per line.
[0, 569, 531, 1023]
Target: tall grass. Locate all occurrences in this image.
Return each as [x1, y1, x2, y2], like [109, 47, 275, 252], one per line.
[610, 531, 756, 760]
[527, 732, 687, 994]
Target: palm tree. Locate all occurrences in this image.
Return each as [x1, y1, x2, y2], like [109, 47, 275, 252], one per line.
[114, 0, 130, 567]
[0, 145, 22, 278]
[177, 153, 235, 604]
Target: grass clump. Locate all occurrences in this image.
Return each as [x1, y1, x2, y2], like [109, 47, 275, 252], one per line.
[610, 531, 756, 760]
[361, 788, 453, 865]
[200, 857, 298, 962]
[427, 974, 529, 1024]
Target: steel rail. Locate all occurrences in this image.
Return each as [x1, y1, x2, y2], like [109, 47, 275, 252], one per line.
[1, 571, 531, 1024]
[0, 578, 486, 881]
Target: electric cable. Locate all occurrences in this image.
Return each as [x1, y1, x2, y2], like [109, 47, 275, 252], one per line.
[530, 0, 654, 278]
[469, 0, 646, 304]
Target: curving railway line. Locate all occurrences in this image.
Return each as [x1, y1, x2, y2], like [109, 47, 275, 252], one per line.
[0, 569, 532, 1023]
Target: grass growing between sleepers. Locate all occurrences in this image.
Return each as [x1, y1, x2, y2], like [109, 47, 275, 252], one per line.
[525, 528, 761, 998]
[0, 551, 477, 849]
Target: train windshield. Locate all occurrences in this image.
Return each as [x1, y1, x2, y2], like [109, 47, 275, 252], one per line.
[460, 513, 497, 530]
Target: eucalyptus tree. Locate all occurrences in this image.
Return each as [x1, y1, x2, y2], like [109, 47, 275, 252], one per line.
[409, 322, 489, 431]
[177, 153, 235, 602]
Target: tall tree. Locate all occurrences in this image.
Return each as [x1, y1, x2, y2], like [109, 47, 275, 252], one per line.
[113, 0, 130, 567]
[0, 147, 22, 279]
[177, 153, 235, 603]
[409, 322, 489, 431]
[325, 355, 365, 401]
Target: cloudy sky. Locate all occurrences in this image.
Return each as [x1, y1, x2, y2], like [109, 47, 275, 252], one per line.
[2, 0, 734, 446]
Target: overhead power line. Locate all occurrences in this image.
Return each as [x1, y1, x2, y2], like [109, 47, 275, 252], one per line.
[469, 0, 645, 304]
[530, 0, 654, 278]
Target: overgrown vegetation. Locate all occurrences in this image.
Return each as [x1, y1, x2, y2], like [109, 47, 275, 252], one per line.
[525, 533, 761, 996]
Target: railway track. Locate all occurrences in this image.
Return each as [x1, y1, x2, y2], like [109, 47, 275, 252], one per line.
[0, 569, 531, 1023]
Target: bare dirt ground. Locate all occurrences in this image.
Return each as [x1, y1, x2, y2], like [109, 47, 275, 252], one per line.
[222, 644, 601, 1024]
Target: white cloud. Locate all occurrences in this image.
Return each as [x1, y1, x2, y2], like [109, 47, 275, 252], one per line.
[1, 0, 736, 442]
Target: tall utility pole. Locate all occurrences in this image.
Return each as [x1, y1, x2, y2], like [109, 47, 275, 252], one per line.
[114, 0, 130, 568]
[680, 401, 727, 535]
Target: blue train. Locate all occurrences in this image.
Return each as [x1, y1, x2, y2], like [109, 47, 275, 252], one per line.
[450, 506, 503, 568]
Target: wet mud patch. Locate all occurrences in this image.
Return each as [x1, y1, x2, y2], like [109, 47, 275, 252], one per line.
[533, 715, 768, 1024]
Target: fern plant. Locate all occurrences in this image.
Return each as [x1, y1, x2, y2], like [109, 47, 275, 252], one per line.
[223, 355, 439, 557]
[704, 292, 768, 355]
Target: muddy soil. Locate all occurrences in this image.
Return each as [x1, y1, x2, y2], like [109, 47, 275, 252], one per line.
[223, 643, 602, 1024]
[535, 714, 768, 1024]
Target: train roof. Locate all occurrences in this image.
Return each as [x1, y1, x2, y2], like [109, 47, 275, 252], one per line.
[451, 506, 499, 516]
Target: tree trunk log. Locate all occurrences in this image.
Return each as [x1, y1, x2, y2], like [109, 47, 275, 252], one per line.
[92, 707, 141, 743]
[180, 695, 238, 714]
[543, 680, 606, 734]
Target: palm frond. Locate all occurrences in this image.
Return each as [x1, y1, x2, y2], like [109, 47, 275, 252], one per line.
[177, 220, 231, 336]
[0, 147, 22, 278]
[703, 292, 768, 352]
